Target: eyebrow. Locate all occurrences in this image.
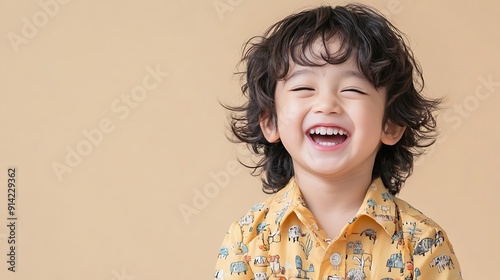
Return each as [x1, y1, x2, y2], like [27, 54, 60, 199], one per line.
[283, 68, 315, 82]
[342, 70, 370, 84]
[283, 68, 368, 83]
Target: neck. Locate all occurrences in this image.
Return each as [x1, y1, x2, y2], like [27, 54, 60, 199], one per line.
[294, 171, 373, 238]
[295, 172, 371, 212]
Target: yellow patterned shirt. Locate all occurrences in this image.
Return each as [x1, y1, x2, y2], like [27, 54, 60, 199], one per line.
[214, 177, 462, 280]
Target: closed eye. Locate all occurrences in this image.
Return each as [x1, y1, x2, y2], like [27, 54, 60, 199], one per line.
[291, 87, 315, 92]
[341, 88, 367, 94]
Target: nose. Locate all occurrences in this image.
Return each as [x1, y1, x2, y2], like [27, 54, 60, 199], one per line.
[312, 90, 342, 115]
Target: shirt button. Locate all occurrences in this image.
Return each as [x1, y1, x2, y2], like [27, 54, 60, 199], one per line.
[330, 252, 341, 268]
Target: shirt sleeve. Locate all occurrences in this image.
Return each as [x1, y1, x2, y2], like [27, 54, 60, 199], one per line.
[412, 227, 463, 279]
[214, 222, 254, 279]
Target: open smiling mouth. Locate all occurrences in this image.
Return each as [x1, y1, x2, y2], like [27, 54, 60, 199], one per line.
[309, 127, 348, 146]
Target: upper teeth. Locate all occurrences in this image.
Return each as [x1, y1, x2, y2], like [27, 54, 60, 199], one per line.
[310, 127, 347, 136]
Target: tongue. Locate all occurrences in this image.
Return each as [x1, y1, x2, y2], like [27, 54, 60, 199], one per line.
[311, 134, 346, 144]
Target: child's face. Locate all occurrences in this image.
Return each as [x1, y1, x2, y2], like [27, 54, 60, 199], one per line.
[260, 39, 405, 181]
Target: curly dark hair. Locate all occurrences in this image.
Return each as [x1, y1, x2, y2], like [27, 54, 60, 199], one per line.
[224, 4, 440, 195]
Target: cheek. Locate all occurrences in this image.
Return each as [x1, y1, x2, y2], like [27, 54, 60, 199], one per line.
[350, 105, 385, 137]
[276, 101, 303, 130]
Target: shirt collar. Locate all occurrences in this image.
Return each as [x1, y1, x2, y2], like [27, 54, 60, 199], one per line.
[266, 178, 308, 230]
[271, 177, 397, 236]
[355, 178, 397, 236]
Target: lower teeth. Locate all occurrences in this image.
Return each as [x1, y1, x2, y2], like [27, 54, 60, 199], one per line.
[317, 141, 340, 146]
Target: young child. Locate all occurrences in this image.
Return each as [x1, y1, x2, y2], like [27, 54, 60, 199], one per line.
[215, 4, 462, 280]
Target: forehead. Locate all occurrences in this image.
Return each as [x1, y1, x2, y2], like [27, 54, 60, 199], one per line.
[284, 37, 362, 80]
[293, 36, 344, 59]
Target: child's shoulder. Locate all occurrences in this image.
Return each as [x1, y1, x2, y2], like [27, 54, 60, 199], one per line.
[392, 196, 453, 247]
[365, 178, 448, 235]
[238, 199, 273, 229]
[221, 199, 272, 247]
[393, 196, 443, 228]
[224, 184, 295, 241]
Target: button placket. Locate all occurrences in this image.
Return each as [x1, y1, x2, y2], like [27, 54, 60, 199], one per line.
[321, 237, 347, 277]
[329, 252, 341, 270]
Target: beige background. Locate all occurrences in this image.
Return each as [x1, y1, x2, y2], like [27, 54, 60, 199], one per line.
[1, 0, 498, 279]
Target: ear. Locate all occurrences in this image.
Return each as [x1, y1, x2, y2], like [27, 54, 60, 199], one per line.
[381, 120, 406, 146]
[260, 114, 280, 143]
